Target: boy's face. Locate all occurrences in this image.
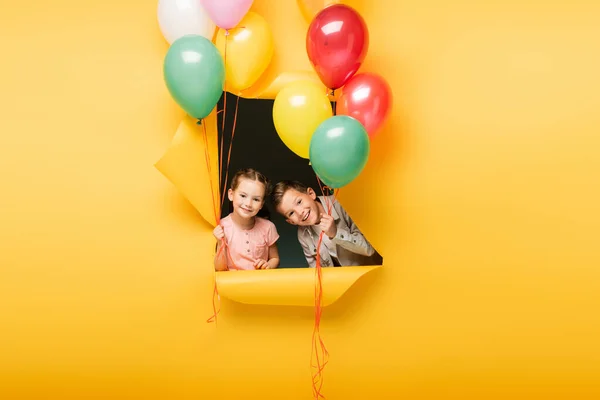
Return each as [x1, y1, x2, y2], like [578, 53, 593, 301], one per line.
[277, 188, 321, 226]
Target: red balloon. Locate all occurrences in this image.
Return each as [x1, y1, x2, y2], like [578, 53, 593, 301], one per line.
[336, 73, 393, 138]
[306, 4, 369, 90]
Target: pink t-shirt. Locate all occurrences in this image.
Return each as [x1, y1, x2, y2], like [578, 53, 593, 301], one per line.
[220, 215, 279, 271]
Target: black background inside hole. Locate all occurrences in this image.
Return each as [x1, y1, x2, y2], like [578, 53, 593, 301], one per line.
[216, 93, 329, 268]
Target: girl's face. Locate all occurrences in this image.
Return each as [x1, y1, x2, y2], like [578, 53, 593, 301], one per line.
[228, 178, 266, 220]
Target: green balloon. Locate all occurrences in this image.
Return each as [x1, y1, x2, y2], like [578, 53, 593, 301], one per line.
[163, 35, 225, 119]
[309, 116, 370, 188]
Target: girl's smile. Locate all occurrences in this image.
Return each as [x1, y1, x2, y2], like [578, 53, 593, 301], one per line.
[228, 178, 266, 221]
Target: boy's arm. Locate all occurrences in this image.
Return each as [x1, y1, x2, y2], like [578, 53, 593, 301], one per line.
[298, 229, 317, 268]
[330, 203, 376, 257]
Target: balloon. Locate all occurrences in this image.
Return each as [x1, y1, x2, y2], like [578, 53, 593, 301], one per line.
[306, 4, 369, 90]
[157, 0, 216, 44]
[298, 0, 334, 23]
[215, 12, 274, 92]
[309, 116, 370, 188]
[163, 35, 225, 120]
[337, 73, 393, 138]
[200, 0, 254, 30]
[273, 80, 333, 159]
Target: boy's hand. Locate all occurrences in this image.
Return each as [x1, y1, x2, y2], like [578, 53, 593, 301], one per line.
[254, 259, 269, 269]
[319, 213, 337, 239]
[213, 225, 225, 241]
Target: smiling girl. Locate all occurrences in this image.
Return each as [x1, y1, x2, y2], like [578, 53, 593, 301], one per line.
[213, 169, 280, 271]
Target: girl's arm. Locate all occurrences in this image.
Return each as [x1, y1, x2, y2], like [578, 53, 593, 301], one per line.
[266, 243, 280, 269]
[214, 241, 228, 271]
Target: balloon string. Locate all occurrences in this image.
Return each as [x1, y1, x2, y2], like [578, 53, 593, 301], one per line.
[201, 121, 222, 324]
[316, 177, 337, 215]
[219, 38, 228, 205]
[220, 95, 240, 208]
[206, 239, 243, 324]
[206, 32, 246, 324]
[207, 236, 242, 324]
[311, 232, 328, 399]
[206, 270, 221, 324]
[310, 179, 338, 399]
[201, 122, 220, 225]
[330, 89, 336, 116]
[202, 118, 242, 324]
[215, 33, 242, 266]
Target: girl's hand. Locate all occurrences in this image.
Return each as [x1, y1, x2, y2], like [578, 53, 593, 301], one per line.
[254, 259, 268, 269]
[213, 225, 225, 241]
[319, 213, 337, 239]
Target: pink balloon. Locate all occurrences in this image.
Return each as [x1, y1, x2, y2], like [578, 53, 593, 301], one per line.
[200, 0, 254, 30]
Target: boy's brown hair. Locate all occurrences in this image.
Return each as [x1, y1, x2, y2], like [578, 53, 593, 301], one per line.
[270, 180, 308, 210]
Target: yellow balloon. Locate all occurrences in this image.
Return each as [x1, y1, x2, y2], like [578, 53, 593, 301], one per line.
[273, 80, 333, 159]
[297, 0, 341, 23]
[215, 12, 274, 93]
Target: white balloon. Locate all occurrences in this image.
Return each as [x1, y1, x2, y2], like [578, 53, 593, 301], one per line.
[157, 0, 216, 44]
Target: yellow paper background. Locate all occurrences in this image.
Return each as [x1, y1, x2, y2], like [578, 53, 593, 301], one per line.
[155, 112, 220, 227]
[2, 1, 600, 400]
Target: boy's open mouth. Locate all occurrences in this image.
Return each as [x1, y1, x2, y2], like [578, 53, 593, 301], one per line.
[302, 210, 310, 222]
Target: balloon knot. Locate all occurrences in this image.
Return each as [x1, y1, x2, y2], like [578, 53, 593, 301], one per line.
[197, 119, 203, 125]
[225, 30, 230, 37]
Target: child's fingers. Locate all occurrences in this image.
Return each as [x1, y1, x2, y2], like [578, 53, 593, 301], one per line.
[320, 218, 332, 227]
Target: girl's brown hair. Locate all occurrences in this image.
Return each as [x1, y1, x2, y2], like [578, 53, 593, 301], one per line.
[229, 168, 271, 196]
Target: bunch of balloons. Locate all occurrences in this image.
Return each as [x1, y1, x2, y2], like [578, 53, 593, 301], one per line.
[274, 4, 393, 189]
[159, 0, 273, 119]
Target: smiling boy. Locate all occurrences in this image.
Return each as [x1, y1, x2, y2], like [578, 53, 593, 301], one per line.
[271, 181, 382, 268]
